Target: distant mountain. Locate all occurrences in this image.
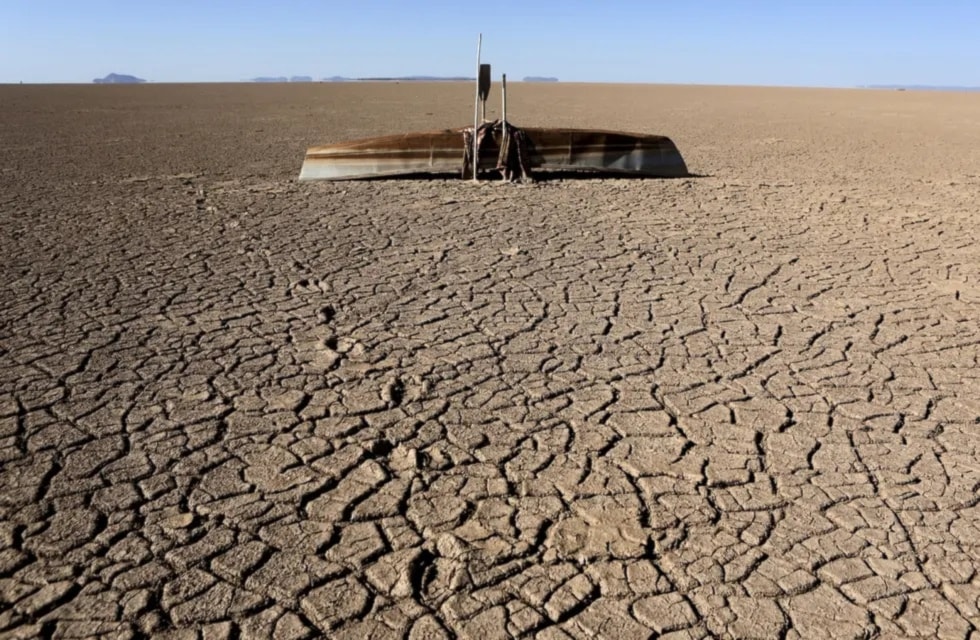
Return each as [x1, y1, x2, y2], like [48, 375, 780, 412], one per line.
[320, 75, 475, 82]
[864, 84, 980, 92]
[355, 76, 474, 82]
[256, 74, 560, 84]
[250, 76, 314, 82]
[93, 73, 145, 84]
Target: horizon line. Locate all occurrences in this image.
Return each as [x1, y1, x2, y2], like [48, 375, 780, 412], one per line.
[4, 79, 980, 93]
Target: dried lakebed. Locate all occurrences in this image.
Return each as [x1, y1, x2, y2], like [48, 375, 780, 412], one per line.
[2, 84, 980, 638]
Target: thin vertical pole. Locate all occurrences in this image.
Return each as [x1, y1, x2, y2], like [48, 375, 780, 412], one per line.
[472, 34, 482, 182]
[501, 73, 507, 136]
[501, 74, 508, 181]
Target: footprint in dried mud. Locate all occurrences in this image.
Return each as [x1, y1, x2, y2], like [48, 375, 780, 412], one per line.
[410, 548, 438, 601]
[383, 378, 405, 408]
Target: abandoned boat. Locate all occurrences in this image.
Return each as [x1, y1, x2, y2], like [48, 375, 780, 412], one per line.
[298, 122, 689, 181]
[298, 36, 688, 181]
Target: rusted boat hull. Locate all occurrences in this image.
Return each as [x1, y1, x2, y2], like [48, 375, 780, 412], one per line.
[300, 130, 464, 180]
[298, 126, 687, 180]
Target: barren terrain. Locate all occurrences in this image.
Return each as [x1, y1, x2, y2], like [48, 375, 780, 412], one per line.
[3, 82, 980, 638]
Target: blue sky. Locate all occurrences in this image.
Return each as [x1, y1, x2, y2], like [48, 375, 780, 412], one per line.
[2, 1, 978, 86]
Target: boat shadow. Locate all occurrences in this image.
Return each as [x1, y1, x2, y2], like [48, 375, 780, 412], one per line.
[530, 170, 711, 182]
[352, 170, 710, 183]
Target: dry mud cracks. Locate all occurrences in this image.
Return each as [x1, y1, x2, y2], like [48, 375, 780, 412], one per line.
[3, 84, 980, 638]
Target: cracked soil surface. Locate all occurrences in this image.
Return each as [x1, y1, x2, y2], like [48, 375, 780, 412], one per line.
[3, 83, 980, 638]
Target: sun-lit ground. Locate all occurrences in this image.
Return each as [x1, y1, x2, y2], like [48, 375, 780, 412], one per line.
[3, 82, 980, 638]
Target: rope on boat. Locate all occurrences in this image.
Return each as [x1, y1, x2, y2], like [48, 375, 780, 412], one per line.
[462, 120, 532, 182]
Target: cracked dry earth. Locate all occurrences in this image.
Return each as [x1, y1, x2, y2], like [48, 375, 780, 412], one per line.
[3, 84, 980, 639]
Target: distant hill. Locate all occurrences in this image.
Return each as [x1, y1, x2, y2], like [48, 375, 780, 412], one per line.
[255, 74, 559, 84]
[321, 76, 476, 82]
[252, 76, 315, 83]
[351, 76, 474, 82]
[93, 73, 145, 84]
[864, 84, 980, 92]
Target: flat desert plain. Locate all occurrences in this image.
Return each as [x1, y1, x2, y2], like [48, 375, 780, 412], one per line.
[3, 82, 980, 639]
